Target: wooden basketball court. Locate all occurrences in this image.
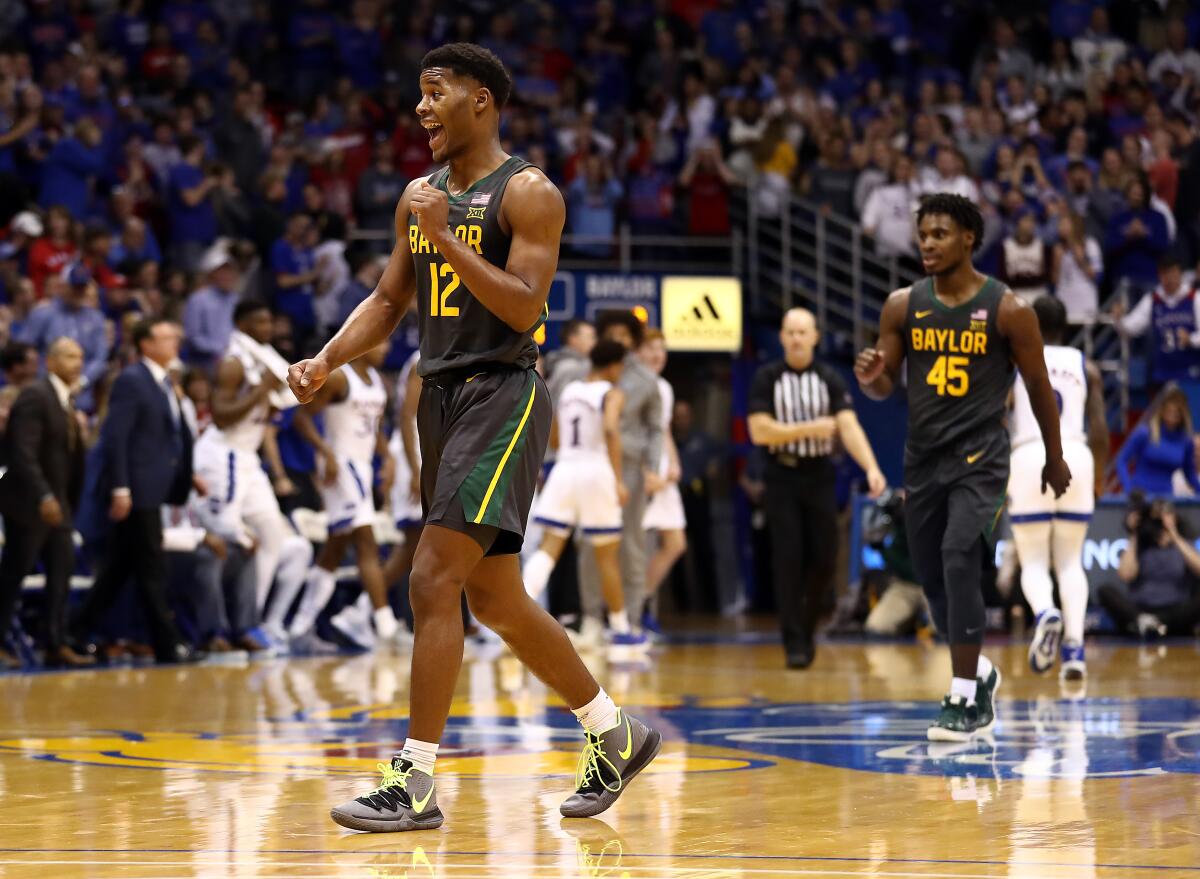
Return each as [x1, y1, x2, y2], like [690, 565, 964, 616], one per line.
[0, 636, 1197, 878]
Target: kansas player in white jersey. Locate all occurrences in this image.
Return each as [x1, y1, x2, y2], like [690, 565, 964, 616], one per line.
[292, 342, 402, 649]
[637, 329, 686, 625]
[1009, 297, 1109, 680]
[523, 340, 646, 650]
[384, 351, 424, 586]
[194, 300, 315, 651]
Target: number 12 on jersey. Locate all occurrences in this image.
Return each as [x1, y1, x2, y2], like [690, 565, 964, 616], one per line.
[926, 355, 969, 397]
[429, 262, 460, 317]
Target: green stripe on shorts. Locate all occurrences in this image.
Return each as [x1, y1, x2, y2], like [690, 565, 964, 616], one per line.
[459, 373, 537, 527]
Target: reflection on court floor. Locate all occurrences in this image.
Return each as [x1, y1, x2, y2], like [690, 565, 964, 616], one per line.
[0, 638, 1197, 878]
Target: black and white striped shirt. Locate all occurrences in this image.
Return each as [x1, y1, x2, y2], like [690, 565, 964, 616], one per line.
[748, 359, 853, 459]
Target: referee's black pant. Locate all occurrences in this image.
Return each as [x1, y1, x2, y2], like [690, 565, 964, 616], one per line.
[763, 460, 838, 655]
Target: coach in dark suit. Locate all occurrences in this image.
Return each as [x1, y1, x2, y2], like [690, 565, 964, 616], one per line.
[0, 338, 91, 668]
[71, 318, 200, 663]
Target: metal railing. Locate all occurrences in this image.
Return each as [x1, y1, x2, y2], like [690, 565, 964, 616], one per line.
[731, 189, 920, 355]
[732, 187, 1135, 431]
[348, 226, 740, 274]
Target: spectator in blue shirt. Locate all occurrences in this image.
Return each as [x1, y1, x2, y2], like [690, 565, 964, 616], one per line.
[700, 0, 748, 69]
[106, 0, 151, 70]
[167, 134, 219, 273]
[1105, 177, 1170, 292]
[1050, 0, 1101, 42]
[22, 3, 78, 70]
[38, 119, 105, 219]
[566, 156, 623, 258]
[110, 216, 161, 267]
[289, 0, 338, 101]
[182, 250, 243, 369]
[62, 66, 115, 132]
[1116, 385, 1200, 497]
[160, 0, 216, 53]
[270, 212, 318, 338]
[337, 1, 383, 91]
[17, 266, 110, 410]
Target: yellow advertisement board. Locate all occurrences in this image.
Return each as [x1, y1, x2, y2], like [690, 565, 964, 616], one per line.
[660, 276, 742, 352]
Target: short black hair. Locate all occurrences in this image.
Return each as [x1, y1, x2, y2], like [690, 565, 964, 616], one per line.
[0, 340, 35, 371]
[1159, 253, 1183, 271]
[1032, 295, 1067, 343]
[590, 339, 627, 370]
[178, 133, 203, 157]
[131, 316, 174, 353]
[916, 193, 984, 252]
[561, 318, 592, 344]
[421, 43, 513, 109]
[234, 299, 271, 324]
[595, 310, 644, 348]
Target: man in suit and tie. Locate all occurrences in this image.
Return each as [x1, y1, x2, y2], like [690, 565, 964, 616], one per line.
[0, 338, 92, 668]
[72, 317, 202, 663]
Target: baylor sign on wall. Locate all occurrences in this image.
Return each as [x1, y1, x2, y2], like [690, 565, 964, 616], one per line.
[661, 276, 743, 352]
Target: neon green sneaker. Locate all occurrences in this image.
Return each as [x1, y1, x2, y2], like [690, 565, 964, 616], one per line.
[560, 709, 662, 818]
[330, 757, 443, 832]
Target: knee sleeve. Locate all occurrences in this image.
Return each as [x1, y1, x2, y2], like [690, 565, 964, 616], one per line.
[942, 536, 985, 645]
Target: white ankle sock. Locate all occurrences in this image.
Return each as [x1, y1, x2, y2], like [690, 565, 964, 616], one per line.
[976, 654, 994, 681]
[523, 549, 555, 599]
[399, 738, 439, 775]
[374, 605, 399, 639]
[950, 676, 977, 705]
[572, 687, 620, 735]
[607, 609, 630, 634]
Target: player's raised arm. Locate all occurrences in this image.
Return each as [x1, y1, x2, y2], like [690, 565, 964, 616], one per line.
[411, 168, 563, 332]
[999, 292, 1071, 497]
[854, 287, 909, 400]
[289, 184, 420, 403]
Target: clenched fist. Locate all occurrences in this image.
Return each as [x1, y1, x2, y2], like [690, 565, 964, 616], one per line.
[288, 357, 331, 404]
[410, 180, 450, 241]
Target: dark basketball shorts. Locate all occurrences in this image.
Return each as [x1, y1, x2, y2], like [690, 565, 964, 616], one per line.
[417, 366, 551, 556]
[904, 425, 1010, 582]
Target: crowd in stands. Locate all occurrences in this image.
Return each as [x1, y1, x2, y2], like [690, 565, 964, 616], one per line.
[1, 1, 1200, 664]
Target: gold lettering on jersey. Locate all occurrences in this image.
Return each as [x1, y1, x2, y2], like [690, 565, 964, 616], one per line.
[409, 225, 438, 255]
[910, 328, 988, 355]
[454, 224, 483, 254]
[409, 224, 483, 255]
[466, 206, 487, 221]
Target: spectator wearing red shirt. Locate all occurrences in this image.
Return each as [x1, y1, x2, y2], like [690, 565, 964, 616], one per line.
[679, 141, 737, 236]
[27, 206, 77, 298]
[140, 23, 177, 89]
[79, 224, 126, 294]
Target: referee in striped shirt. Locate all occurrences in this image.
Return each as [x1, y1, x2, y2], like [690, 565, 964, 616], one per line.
[748, 308, 886, 669]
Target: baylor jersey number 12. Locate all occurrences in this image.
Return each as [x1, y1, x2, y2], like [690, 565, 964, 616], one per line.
[409, 155, 547, 378]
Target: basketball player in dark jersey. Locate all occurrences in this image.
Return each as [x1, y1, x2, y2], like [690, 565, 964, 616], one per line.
[855, 194, 1072, 742]
[288, 44, 660, 832]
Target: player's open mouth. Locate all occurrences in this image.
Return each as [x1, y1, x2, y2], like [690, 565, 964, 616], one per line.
[425, 123, 445, 150]
[921, 256, 939, 270]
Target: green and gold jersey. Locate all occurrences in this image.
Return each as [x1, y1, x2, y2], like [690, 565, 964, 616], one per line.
[409, 155, 546, 377]
[903, 275, 1013, 459]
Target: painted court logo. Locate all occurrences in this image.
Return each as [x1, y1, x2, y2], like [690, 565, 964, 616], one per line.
[690, 698, 1200, 778]
[1, 697, 1195, 780]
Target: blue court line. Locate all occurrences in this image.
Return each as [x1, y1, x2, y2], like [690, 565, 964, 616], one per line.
[0, 848, 1194, 872]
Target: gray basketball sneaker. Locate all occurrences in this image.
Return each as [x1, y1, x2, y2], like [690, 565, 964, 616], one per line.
[330, 757, 444, 832]
[560, 709, 662, 818]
